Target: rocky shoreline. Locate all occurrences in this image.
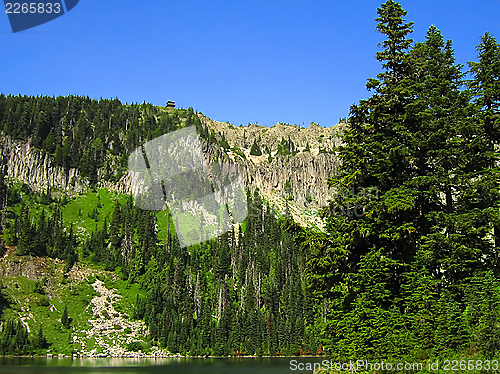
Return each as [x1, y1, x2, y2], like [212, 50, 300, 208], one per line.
[3, 354, 323, 358]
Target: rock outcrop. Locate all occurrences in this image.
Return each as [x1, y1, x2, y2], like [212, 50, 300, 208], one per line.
[199, 116, 345, 215]
[72, 279, 170, 358]
[0, 136, 87, 194]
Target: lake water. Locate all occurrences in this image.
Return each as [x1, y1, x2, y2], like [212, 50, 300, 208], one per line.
[0, 357, 325, 374]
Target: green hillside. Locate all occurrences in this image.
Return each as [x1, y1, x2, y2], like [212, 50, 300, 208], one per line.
[0, 177, 319, 357]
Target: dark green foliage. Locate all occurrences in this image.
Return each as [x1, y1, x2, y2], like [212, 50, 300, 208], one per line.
[463, 272, 500, 355]
[0, 182, 315, 356]
[32, 325, 48, 350]
[220, 136, 230, 149]
[276, 137, 297, 156]
[4, 198, 75, 267]
[33, 280, 44, 295]
[0, 288, 9, 319]
[467, 32, 500, 253]
[0, 165, 7, 234]
[0, 319, 31, 355]
[304, 0, 500, 361]
[249, 140, 262, 156]
[0, 96, 204, 183]
[3, 6, 500, 359]
[63, 233, 77, 272]
[61, 305, 71, 329]
[126, 341, 145, 352]
[231, 145, 246, 159]
[0, 317, 49, 354]
[468, 32, 500, 115]
[131, 192, 319, 356]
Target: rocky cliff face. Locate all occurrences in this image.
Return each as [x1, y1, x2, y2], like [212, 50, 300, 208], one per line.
[0, 136, 87, 194]
[0, 135, 131, 196]
[199, 115, 346, 208]
[0, 115, 346, 229]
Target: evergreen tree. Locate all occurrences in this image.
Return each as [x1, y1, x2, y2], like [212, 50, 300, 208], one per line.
[110, 201, 122, 249]
[32, 325, 48, 350]
[64, 225, 77, 272]
[467, 32, 500, 256]
[0, 320, 31, 355]
[305, 1, 473, 357]
[220, 135, 230, 149]
[61, 305, 71, 329]
[320, 0, 416, 303]
[0, 165, 7, 233]
[16, 206, 34, 256]
[34, 209, 48, 256]
[462, 272, 500, 354]
[303, 1, 500, 360]
[405, 25, 490, 295]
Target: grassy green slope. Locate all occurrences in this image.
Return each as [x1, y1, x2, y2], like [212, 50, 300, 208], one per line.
[0, 252, 146, 356]
[0, 184, 159, 356]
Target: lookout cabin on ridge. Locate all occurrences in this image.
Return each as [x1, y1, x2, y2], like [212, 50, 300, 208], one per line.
[166, 101, 175, 108]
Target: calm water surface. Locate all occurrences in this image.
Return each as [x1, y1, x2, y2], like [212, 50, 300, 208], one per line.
[0, 357, 324, 374]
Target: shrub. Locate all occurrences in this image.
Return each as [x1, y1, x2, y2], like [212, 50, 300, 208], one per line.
[33, 280, 44, 294]
[305, 192, 313, 203]
[250, 140, 262, 156]
[34, 295, 50, 306]
[220, 136, 230, 149]
[127, 341, 144, 352]
[231, 146, 246, 159]
[61, 305, 71, 329]
[276, 137, 297, 156]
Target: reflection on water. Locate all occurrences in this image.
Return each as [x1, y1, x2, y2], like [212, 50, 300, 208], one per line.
[0, 357, 325, 374]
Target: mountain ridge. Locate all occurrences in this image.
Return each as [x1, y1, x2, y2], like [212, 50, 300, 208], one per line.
[0, 103, 346, 230]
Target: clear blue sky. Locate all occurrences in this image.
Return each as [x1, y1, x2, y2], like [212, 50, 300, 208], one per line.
[1, 0, 499, 127]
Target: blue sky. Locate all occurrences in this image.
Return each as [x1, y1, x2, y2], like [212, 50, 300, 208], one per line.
[1, 0, 499, 127]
